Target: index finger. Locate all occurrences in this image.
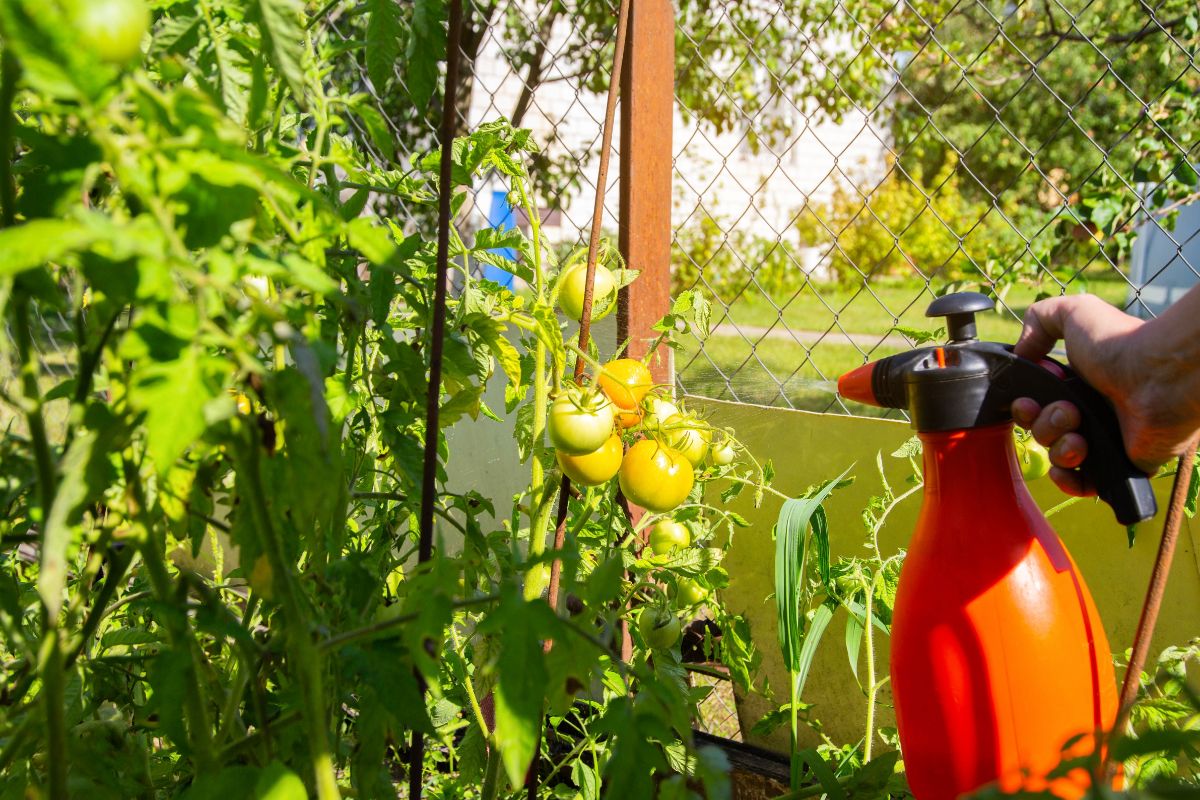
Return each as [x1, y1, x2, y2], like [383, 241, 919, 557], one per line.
[1014, 296, 1071, 362]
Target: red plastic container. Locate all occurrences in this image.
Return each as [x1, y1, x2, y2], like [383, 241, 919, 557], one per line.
[891, 423, 1117, 799]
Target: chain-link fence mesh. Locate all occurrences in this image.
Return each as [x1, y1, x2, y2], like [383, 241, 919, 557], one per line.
[13, 2, 1195, 429]
[671, 0, 1200, 416]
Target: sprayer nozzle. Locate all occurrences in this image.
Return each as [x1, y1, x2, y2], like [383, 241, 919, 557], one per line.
[837, 362, 878, 406]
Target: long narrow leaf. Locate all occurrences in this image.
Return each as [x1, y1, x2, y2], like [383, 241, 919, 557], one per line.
[773, 465, 853, 672]
[797, 749, 848, 800]
[794, 601, 835, 701]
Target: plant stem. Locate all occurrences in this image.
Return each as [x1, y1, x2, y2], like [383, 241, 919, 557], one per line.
[0, 49, 19, 228]
[236, 436, 341, 800]
[862, 572, 878, 763]
[449, 626, 490, 739]
[480, 745, 503, 800]
[136, 529, 218, 769]
[11, 292, 66, 798]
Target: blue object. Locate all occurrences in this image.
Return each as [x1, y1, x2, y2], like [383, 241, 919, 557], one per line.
[482, 189, 517, 289]
[1127, 179, 1200, 318]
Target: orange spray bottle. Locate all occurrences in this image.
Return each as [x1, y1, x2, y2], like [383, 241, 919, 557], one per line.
[837, 292, 1157, 799]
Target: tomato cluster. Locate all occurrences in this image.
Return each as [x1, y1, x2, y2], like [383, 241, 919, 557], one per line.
[550, 357, 738, 515]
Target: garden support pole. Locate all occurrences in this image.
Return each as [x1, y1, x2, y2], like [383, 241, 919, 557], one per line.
[411, 1, 465, 797]
[617, 0, 674, 389]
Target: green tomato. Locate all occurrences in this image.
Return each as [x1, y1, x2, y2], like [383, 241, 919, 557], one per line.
[78, 0, 151, 65]
[647, 520, 691, 555]
[642, 396, 679, 433]
[675, 578, 708, 607]
[708, 437, 736, 466]
[557, 262, 617, 322]
[548, 387, 615, 455]
[638, 608, 681, 650]
[1016, 437, 1052, 482]
[666, 413, 711, 466]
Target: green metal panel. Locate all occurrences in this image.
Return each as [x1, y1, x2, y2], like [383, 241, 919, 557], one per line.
[693, 398, 1200, 754]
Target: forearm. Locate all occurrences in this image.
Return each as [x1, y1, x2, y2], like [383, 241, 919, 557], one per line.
[1123, 285, 1200, 458]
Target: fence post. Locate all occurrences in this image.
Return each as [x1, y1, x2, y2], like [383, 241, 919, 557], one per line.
[618, 0, 674, 388]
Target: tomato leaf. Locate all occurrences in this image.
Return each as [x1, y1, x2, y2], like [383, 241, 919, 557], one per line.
[366, 0, 403, 92]
[252, 0, 308, 108]
[406, 0, 446, 108]
[487, 595, 549, 787]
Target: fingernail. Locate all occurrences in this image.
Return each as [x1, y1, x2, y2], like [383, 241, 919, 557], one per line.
[1050, 408, 1069, 429]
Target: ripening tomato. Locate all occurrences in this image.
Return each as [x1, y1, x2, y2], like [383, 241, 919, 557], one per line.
[619, 440, 694, 513]
[557, 262, 617, 322]
[557, 434, 622, 487]
[675, 578, 708, 607]
[598, 359, 653, 411]
[548, 387, 615, 454]
[665, 412, 711, 466]
[638, 607, 682, 649]
[647, 520, 691, 555]
[78, 0, 151, 65]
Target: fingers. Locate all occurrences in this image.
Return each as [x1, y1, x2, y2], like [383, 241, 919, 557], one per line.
[1049, 466, 1097, 497]
[1023, 400, 1088, 468]
[1030, 400, 1080, 451]
[1014, 296, 1072, 362]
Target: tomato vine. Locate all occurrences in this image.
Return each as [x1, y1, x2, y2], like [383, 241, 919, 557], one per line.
[0, 2, 771, 798]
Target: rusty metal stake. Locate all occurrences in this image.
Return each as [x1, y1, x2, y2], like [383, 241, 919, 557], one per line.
[411, 1, 465, 797]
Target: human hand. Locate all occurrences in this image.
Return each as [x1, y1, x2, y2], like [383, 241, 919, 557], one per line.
[1010, 294, 1175, 496]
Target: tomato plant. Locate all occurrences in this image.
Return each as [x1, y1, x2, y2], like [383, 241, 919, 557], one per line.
[0, 2, 776, 797]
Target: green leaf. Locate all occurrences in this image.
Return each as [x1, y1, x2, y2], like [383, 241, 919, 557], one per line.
[253, 763, 306, 800]
[253, 0, 308, 108]
[774, 465, 852, 672]
[39, 406, 126, 617]
[0, 216, 107, 277]
[844, 611, 864, 685]
[488, 595, 549, 787]
[365, 0, 403, 92]
[439, 384, 484, 426]
[406, 0, 446, 108]
[128, 349, 224, 473]
[794, 602, 834, 701]
[100, 629, 162, 648]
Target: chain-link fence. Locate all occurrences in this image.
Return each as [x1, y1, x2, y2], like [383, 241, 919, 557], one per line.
[670, 0, 1200, 416]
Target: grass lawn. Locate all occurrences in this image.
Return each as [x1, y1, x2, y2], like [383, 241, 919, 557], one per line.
[679, 275, 1132, 411]
[706, 275, 1132, 343]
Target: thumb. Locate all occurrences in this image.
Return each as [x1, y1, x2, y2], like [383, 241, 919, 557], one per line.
[1014, 296, 1070, 361]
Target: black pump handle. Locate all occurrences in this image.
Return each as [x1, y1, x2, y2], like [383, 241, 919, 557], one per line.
[992, 349, 1157, 525]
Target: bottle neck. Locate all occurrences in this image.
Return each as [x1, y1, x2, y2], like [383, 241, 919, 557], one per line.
[919, 422, 1022, 497]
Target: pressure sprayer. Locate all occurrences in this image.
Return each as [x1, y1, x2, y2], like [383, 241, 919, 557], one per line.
[837, 292, 1158, 799]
